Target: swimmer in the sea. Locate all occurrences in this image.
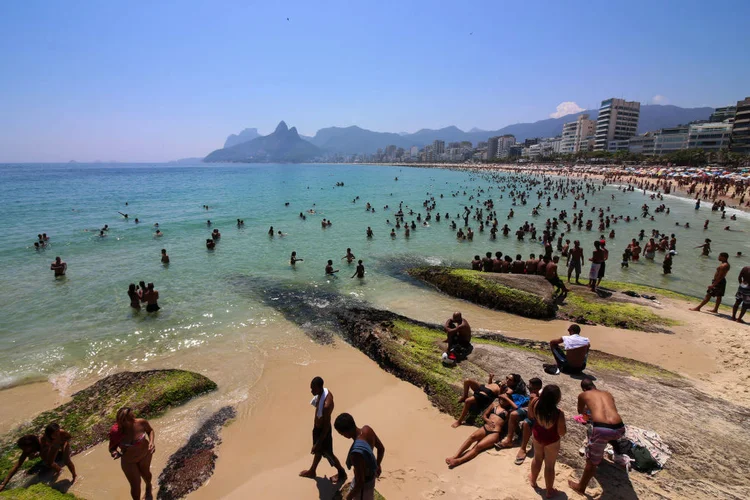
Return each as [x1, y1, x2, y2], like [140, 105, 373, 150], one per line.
[342, 248, 355, 263]
[160, 249, 169, 264]
[351, 260, 365, 279]
[291, 251, 303, 265]
[50, 256, 67, 277]
[325, 260, 339, 276]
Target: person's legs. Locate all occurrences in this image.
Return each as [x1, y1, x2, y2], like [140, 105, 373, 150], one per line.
[529, 439, 544, 489]
[61, 442, 77, 482]
[710, 295, 723, 313]
[499, 411, 521, 447]
[300, 428, 323, 478]
[446, 428, 484, 463]
[447, 431, 499, 469]
[137, 454, 153, 500]
[569, 459, 597, 494]
[326, 451, 347, 484]
[732, 298, 741, 320]
[551, 345, 568, 370]
[691, 293, 712, 311]
[516, 421, 532, 463]
[459, 379, 480, 402]
[542, 440, 561, 498]
[121, 460, 142, 500]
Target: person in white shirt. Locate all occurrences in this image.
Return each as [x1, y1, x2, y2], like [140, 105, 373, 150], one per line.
[545, 324, 590, 374]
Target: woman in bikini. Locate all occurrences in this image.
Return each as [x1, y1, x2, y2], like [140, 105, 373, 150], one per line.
[109, 407, 156, 500]
[445, 398, 510, 469]
[452, 373, 527, 428]
[528, 385, 566, 499]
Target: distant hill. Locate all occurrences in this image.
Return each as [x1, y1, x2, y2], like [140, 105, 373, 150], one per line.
[168, 157, 205, 164]
[204, 121, 322, 163]
[224, 128, 261, 148]
[215, 105, 714, 157]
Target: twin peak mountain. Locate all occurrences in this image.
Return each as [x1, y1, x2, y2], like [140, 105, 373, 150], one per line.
[203, 121, 322, 163]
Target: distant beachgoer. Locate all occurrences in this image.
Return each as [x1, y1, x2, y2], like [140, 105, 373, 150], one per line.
[154, 229, 162, 237]
[291, 251, 303, 266]
[471, 255, 482, 271]
[206, 238, 215, 250]
[144, 283, 160, 313]
[268, 226, 274, 236]
[0, 435, 42, 491]
[212, 229, 221, 240]
[39, 423, 77, 484]
[109, 407, 155, 500]
[160, 249, 169, 264]
[568, 379, 624, 496]
[731, 265, 750, 323]
[334, 413, 385, 500]
[352, 260, 365, 279]
[326, 260, 339, 276]
[545, 324, 590, 375]
[528, 385, 566, 499]
[546, 256, 568, 298]
[300, 377, 347, 485]
[696, 238, 712, 256]
[127, 284, 141, 311]
[691, 252, 730, 313]
[50, 256, 67, 277]
[366, 227, 373, 238]
[443, 312, 471, 356]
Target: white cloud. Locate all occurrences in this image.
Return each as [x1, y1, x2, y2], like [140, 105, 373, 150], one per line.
[652, 94, 668, 104]
[549, 101, 585, 119]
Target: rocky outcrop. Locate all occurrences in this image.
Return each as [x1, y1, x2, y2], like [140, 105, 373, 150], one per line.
[157, 406, 236, 500]
[0, 484, 79, 499]
[0, 370, 217, 489]
[408, 267, 556, 319]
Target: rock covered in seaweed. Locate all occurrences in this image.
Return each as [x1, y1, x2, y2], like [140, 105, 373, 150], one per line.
[157, 406, 236, 500]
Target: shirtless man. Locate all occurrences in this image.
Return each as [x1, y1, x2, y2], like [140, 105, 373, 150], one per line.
[525, 254, 537, 275]
[144, 283, 160, 313]
[696, 238, 712, 256]
[290, 251, 303, 266]
[325, 260, 339, 276]
[50, 256, 67, 277]
[342, 248, 356, 264]
[546, 324, 590, 374]
[568, 240, 583, 285]
[40, 423, 77, 483]
[732, 265, 750, 323]
[300, 377, 347, 485]
[351, 260, 365, 279]
[568, 379, 624, 495]
[546, 256, 569, 298]
[160, 249, 169, 264]
[691, 252, 730, 313]
[443, 312, 471, 355]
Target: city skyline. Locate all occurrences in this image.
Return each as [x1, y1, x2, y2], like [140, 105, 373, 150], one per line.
[1, 0, 749, 162]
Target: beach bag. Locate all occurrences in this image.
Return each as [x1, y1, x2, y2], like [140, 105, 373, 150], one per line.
[632, 445, 659, 472]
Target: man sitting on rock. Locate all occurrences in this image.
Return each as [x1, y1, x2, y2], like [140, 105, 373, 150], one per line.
[545, 324, 590, 374]
[443, 312, 472, 361]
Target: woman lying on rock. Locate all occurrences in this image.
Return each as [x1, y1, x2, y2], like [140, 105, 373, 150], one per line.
[452, 373, 528, 428]
[109, 407, 156, 500]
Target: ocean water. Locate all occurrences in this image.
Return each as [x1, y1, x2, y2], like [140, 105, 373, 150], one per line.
[0, 163, 748, 388]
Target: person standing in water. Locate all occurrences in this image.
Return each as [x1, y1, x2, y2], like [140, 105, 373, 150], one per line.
[127, 284, 141, 311]
[691, 252, 730, 313]
[144, 283, 160, 313]
[334, 413, 385, 500]
[109, 407, 155, 500]
[50, 256, 67, 277]
[342, 248, 356, 263]
[326, 260, 339, 276]
[160, 249, 169, 264]
[351, 260, 365, 279]
[300, 377, 347, 485]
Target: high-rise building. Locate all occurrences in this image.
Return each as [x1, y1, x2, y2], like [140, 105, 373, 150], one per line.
[688, 122, 732, 151]
[385, 145, 397, 159]
[561, 114, 596, 153]
[594, 98, 641, 151]
[653, 126, 689, 155]
[487, 136, 500, 160]
[730, 97, 750, 154]
[433, 140, 445, 155]
[628, 133, 656, 155]
[410, 146, 419, 158]
[710, 106, 736, 123]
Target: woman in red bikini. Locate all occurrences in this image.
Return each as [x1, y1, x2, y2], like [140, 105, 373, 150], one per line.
[528, 385, 566, 499]
[109, 407, 156, 500]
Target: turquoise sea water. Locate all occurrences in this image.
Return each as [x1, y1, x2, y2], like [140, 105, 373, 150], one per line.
[0, 163, 748, 388]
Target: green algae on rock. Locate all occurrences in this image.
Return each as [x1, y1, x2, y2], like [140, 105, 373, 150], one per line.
[0, 484, 79, 499]
[407, 267, 556, 319]
[0, 370, 217, 484]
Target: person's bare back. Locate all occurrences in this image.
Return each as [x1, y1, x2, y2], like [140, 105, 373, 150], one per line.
[578, 389, 622, 425]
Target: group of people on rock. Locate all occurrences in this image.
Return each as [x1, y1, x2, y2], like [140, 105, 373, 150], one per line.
[1, 410, 155, 500]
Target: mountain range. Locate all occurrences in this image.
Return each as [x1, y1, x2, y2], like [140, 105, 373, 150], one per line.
[204, 105, 714, 162]
[204, 121, 321, 163]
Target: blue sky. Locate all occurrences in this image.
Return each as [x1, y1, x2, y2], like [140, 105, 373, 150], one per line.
[1, 0, 749, 162]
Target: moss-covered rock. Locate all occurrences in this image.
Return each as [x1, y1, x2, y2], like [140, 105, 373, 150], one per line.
[157, 406, 235, 500]
[0, 484, 79, 499]
[407, 267, 556, 319]
[0, 370, 217, 484]
[558, 293, 678, 331]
